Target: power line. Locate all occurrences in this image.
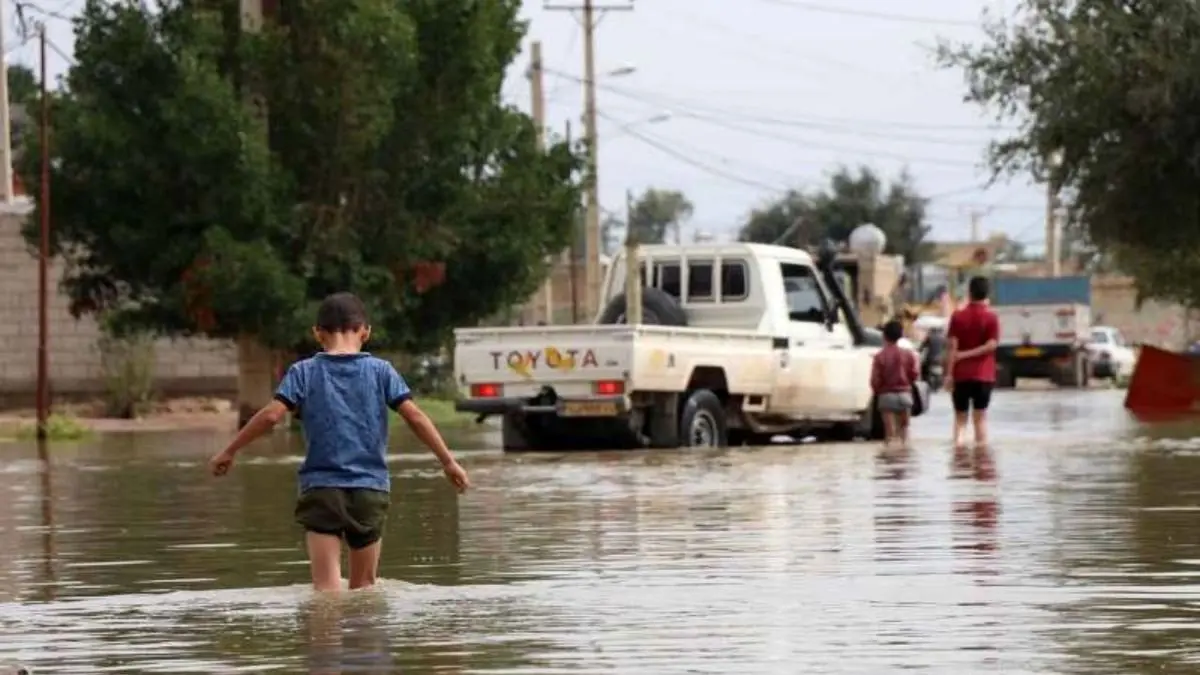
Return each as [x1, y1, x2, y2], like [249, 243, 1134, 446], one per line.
[599, 110, 792, 193]
[749, 0, 980, 28]
[571, 76, 992, 168]
[665, 7, 923, 85]
[546, 68, 1012, 133]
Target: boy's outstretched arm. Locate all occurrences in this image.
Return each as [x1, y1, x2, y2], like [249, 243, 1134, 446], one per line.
[208, 400, 289, 476]
[396, 399, 470, 492]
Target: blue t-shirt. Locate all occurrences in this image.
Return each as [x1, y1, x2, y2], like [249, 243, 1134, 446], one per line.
[274, 352, 411, 493]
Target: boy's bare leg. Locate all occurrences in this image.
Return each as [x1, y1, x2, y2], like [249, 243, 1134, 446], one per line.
[881, 411, 897, 447]
[307, 532, 343, 592]
[897, 409, 911, 447]
[971, 409, 988, 447]
[348, 540, 382, 590]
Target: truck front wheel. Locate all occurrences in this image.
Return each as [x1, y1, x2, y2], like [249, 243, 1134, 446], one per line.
[678, 389, 727, 448]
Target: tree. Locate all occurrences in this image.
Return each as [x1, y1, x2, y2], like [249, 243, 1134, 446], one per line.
[738, 166, 933, 263]
[626, 188, 693, 244]
[736, 189, 810, 246]
[600, 213, 622, 255]
[7, 64, 36, 106]
[995, 239, 1036, 264]
[23, 0, 583, 419]
[938, 0, 1200, 306]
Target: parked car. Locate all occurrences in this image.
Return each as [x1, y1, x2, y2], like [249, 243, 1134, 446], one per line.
[1086, 326, 1137, 380]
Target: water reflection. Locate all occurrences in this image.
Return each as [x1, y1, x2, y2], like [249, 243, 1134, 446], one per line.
[38, 440, 56, 603]
[305, 592, 392, 674]
[9, 390, 1200, 672]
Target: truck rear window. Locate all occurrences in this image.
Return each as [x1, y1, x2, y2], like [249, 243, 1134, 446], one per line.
[721, 261, 748, 301]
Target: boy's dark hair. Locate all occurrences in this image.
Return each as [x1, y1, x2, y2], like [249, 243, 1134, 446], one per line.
[968, 276, 990, 302]
[882, 320, 904, 343]
[315, 292, 368, 333]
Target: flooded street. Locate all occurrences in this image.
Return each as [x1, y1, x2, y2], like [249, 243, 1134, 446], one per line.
[4, 388, 1200, 673]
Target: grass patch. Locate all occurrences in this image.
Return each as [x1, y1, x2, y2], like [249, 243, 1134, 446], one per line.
[2, 413, 93, 441]
[393, 396, 474, 428]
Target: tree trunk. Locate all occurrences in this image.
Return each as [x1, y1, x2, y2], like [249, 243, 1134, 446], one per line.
[236, 334, 276, 427]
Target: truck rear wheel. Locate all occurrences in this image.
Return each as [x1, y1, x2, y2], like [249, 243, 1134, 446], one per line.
[678, 389, 727, 448]
[996, 361, 1016, 389]
[501, 412, 547, 452]
[830, 400, 883, 441]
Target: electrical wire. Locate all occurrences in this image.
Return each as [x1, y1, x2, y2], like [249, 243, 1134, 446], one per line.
[748, 0, 981, 28]
[598, 109, 793, 193]
[546, 68, 1013, 134]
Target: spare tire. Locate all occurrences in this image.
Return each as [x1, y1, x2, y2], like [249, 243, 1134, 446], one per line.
[598, 287, 688, 326]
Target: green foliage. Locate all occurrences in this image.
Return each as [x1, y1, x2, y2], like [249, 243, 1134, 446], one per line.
[738, 166, 932, 263]
[7, 64, 36, 105]
[13, 414, 91, 441]
[97, 317, 157, 419]
[600, 188, 692, 251]
[938, 0, 1200, 306]
[23, 0, 584, 354]
[391, 396, 473, 429]
[627, 188, 694, 244]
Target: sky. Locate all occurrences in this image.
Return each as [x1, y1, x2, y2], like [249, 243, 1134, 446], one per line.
[12, 0, 1047, 252]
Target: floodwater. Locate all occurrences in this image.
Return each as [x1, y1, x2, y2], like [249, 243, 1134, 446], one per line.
[3, 389, 1200, 673]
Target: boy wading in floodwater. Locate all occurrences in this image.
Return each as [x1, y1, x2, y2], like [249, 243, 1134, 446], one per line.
[946, 276, 1000, 449]
[871, 320, 920, 448]
[208, 292, 470, 592]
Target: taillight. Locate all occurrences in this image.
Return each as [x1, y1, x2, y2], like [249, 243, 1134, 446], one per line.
[594, 380, 624, 395]
[471, 383, 501, 398]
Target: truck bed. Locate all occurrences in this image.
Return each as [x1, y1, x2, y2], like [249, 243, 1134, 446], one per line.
[454, 324, 777, 401]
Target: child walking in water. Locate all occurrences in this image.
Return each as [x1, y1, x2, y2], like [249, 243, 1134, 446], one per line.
[871, 320, 920, 448]
[208, 292, 470, 592]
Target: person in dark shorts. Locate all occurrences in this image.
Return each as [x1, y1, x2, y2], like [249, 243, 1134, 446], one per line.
[870, 320, 920, 448]
[946, 276, 1000, 448]
[208, 292, 470, 592]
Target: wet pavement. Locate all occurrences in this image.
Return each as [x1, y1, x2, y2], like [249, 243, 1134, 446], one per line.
[3, 388, 1200, 673]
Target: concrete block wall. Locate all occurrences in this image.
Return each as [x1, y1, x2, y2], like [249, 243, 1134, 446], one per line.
[0, 204, 236, 402]
[1091, 275, 1193, 350]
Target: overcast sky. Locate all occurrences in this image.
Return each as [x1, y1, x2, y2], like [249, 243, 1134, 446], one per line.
[18, 0, 1046, 251]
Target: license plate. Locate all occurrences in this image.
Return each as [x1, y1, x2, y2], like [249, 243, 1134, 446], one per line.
[561, 400, 618, 417]
[1014, 347, 1042, 357]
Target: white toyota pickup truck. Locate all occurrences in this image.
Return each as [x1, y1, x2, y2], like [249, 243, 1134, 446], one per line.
[453, 242, 927, 450]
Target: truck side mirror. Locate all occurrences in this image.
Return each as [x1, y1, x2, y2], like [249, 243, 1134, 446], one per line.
[824, 310, 836, 331]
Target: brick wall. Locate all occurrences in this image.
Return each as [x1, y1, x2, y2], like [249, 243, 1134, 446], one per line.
[0, 203, 236, 403]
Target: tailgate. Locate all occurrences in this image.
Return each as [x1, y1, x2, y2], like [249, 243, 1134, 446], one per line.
[454, 325, 633, 399]
[997, 304, 1090, 346]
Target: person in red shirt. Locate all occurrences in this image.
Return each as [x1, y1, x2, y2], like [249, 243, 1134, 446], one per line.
[871, 320, 920, 448]
[946, 276, 1000, 448]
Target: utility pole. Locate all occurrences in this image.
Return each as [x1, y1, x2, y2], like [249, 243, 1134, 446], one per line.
[0, 0, 13, 203]
[969, 210, 981, 242]
[623, 187, 641, 324]
[36, 23, 48, 440]
[546, 0, 633, 318]
[565, 120, 580, 323]
[1045, 152, 1062, 278]
[236, 0, 273, 427]
[528, 40, 553, 325]
[1045, 183, 1060, 277]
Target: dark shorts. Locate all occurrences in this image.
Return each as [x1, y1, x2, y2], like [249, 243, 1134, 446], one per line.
[295, 488, 390, 550]
[952, 380, 994, 413]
